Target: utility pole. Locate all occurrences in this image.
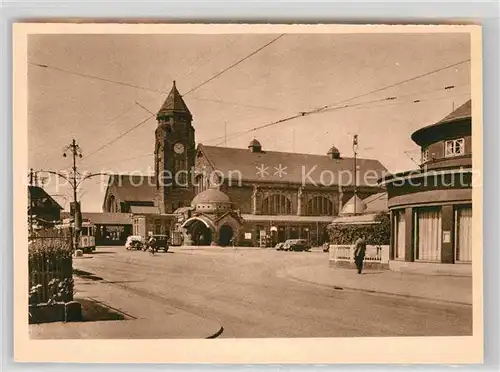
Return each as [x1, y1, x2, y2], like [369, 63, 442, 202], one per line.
[353, 134, 359, 215]
[63, 139, 83, 252]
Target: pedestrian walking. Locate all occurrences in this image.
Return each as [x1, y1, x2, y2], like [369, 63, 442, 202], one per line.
[147, 233, 157, 255]
[353, 235, 367, 274]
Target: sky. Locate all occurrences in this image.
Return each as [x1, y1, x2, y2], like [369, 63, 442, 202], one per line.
[28, 32, 471, 212]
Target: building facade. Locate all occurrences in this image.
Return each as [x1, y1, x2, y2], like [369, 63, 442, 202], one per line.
[188, 141, 387, 247]
[102, 81, 388, 247]
[381, 100, 473, 273]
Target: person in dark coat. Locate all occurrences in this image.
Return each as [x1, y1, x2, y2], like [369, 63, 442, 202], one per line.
[353, 235, 367, 274]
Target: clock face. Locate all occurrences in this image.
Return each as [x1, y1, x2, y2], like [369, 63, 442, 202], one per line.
[174, 142, 185, 154]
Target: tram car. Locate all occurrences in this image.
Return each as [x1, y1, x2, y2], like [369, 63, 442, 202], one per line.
[56, 219, 96, 253]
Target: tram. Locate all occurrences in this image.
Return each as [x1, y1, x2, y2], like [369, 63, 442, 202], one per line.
[56, 219, 96, 253]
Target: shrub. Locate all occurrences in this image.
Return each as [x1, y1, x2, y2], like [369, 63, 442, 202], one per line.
[327, 212, 390, 246]
[29, 231, 74, 305]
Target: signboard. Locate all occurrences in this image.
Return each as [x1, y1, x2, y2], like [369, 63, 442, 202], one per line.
[244, 232, 252, 240]
[443, 231, 451, 243]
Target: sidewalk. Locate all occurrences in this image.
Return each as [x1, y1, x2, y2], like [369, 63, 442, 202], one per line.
[30, 276, 223, 339]
[281, 264, 472, 305]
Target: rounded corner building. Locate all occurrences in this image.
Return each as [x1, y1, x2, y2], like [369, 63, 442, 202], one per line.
[381, 99, 473, 275]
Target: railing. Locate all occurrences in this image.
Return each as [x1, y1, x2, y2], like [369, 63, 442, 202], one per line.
[329, 244, 390, 266]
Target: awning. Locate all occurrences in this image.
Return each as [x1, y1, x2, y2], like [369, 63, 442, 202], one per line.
[130, 205, 161, 215]
[329, 213, 380, 225]
[241, 214, 333, 223]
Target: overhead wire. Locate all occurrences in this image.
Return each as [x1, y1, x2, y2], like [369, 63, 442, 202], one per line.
[81, 114, 155, 161]
[182, 34, 285, 97]
[32, 56, 470, 167]
[33, 35, 285, 164]
[208, 81, 470, 146]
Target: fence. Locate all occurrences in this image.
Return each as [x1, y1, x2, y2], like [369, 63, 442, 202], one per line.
[29, 231, 74, 305]
[329, 244, 390, 269]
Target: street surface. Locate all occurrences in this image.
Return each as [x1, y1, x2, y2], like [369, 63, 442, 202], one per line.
[73, 246, 472, 338]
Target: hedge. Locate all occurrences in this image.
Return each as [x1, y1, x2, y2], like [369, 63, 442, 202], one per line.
[327, 212, 390, 246]
[29, 229, 74, 305]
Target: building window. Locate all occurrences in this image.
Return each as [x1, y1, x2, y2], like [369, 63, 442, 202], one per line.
[393, 210, 406, 260]
[261, 194, 292, 215]
[306, 196, 334, 216]
[107, 195, 116, 213]
[445, 138, 465, 157]
[415, 208, 442, 262]
[455, 206, 472, 263]
[173, 157, 188, 187]
[421, 149, 429, 163]
[154, 219, 162, 234]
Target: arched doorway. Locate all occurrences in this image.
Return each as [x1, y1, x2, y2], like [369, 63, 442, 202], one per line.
[218, 225, 234, 247]
[191, 221, 212, 246]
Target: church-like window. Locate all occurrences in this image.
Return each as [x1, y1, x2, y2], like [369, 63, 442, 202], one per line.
[306, 196, 334, 216]
[107, 195, 116, 213]
[174, 157, 188, 187]
[261, 194, 292, 215]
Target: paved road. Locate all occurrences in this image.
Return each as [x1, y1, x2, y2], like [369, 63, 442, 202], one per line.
[73, 246, 472, 338]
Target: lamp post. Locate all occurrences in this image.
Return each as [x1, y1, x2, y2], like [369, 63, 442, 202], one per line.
[63, 139, 83, 251]
[39, 139, 108, 253]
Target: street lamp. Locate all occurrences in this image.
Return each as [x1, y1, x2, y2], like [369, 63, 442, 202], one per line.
[38, 139, 108, 252]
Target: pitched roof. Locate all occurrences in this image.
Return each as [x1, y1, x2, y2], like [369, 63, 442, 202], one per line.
[28, 186, 63, 210]
[437, 99, 471, 124]
[199, 145, 387, 187]
[411, 99, 472, 146]
[363, 192, 388, 213]
[107, 174, 156, 203]
[157, 81, 191, 118]
[339, 195, 366, 215]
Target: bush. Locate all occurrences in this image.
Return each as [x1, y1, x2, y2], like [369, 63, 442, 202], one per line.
[29, 231, 74, 305]
[327, 212, 390, 246]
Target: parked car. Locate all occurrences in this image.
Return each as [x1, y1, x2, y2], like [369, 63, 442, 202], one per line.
[275, 242, 285, 251]
[284, 239, 310, 252]
[125, 235, 144, 250]
[152, 234, 170, 252]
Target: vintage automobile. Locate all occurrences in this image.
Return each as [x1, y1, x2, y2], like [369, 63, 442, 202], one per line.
[152, 234, 170, 253]
[125, 235, 144, 251]
[275, 242, 285, 251]
[283, 239, 311, 252]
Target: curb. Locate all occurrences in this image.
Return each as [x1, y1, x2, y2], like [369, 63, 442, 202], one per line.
[286, 272, 472, 307]
[207, 326, 224, 339]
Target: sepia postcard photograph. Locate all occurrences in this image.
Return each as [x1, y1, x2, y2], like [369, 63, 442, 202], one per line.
[13, 23, 483, 364]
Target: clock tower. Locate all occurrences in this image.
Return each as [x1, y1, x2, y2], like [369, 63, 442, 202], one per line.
[154, 81, 195, 214]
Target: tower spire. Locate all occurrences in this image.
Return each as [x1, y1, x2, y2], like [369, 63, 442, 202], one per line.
[157, 80, 191, 120]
